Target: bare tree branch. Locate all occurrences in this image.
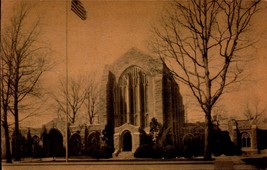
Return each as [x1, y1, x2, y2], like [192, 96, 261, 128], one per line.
[1, 2, 51, 161]
[151, 0, 262, 159]
[52, 76, 88, 124]
[244, 98, 265, 124]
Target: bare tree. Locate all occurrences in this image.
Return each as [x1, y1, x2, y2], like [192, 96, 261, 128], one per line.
[52, 74, 100, 125]
[53, 77, 87, 124]
[244, 98, 265, 124]
[152, 0, 261, 159]
[84, 76, 99, 125]
[212, 104, 228, 128]
[1, 3, 50, 161]
[1, 49, 13, 163]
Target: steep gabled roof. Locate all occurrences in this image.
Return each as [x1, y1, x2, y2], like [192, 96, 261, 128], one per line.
[108, 48, 162, 77]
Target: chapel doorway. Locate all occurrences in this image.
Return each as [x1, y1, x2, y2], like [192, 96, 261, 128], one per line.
[122, 131, 132, 151]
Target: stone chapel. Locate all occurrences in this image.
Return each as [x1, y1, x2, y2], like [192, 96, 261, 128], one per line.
[98, 48, 185, 154]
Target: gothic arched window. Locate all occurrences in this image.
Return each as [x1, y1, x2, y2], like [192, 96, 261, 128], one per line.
[241, 132, 251, 148]
[117, 66, 148, 127]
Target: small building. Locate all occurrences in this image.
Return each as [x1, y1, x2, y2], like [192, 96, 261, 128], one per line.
[228, 119, 267, 155]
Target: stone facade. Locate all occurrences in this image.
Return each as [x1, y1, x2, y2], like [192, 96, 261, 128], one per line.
[228, 119, 259, 154]
[2, 48, 185, 159]
[99, 48, 185, 155]
[5, 48, 266, 159]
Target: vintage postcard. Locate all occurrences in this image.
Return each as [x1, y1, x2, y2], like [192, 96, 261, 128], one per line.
[1, 0, 267, 169]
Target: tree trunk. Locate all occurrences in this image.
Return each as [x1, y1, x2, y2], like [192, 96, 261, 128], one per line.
[89, 116, 93, 125]
[204, 111, 213, 160]
[3, 113, 12, 163]
[14, 79, 21, 161]
[14, 110, 20, 161]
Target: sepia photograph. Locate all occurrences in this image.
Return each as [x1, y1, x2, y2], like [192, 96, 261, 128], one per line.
[1, 0, 267, 169]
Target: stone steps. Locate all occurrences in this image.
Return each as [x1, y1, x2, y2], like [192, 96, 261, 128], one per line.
[116, 151, 134, 159]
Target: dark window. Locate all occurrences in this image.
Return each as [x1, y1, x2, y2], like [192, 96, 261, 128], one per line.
[241, 132, 251, 148]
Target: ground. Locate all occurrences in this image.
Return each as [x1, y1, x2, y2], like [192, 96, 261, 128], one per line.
[2, 154, 267, 170]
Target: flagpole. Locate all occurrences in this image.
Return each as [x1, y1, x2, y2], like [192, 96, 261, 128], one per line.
[65, 0, 86, 162]
[65, 0, 69, 162]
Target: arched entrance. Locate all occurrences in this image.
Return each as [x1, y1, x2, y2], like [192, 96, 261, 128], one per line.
[122, 131, 132, 151]
[32, 135, 40, 157]
[48, 128, 64, 157]
[182, 133, 194, 158]
[69, 133, 82, 156]
[87, 131, 101, 148]
[86, 131, 101, 156]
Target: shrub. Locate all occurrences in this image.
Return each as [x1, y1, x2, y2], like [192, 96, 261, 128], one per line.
[212, 130, 241, 156]
[134, 144, 154, 158]
[87, 142, 114, 158]
[183, 146, 194, 158]
[134, 144, 177, 158]
[162, 145, 176, 158]
[98, 144, 114, 158]
[87, 143, 100, 158]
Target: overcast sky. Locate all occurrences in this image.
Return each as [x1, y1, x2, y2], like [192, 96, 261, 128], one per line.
[2, 0, 267, 128]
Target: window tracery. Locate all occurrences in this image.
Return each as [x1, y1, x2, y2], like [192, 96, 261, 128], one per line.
[117, 66, 148, 127]
[241, 132, 251, 148]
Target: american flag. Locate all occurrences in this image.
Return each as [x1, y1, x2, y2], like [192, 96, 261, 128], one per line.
[71, 0, 87, 20]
